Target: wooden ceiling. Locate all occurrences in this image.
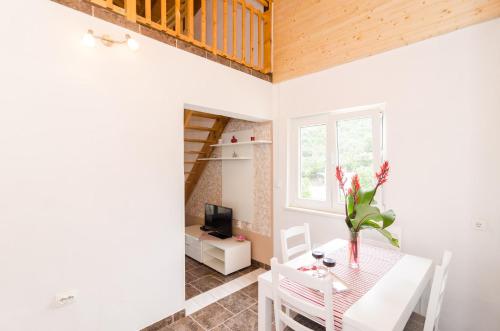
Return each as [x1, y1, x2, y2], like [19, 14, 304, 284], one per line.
[273, 0, 500, 82]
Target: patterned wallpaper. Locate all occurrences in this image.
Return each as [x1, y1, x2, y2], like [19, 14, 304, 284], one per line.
[185, 119, 273, 237]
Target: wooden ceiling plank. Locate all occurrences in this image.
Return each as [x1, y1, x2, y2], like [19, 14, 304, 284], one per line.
[273, 0, 500, 82]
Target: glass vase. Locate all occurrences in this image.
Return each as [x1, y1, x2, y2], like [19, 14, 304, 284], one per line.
[349, 231, 360, 269]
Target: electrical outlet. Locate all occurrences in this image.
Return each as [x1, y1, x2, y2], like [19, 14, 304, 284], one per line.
[473, 219, 487, 231]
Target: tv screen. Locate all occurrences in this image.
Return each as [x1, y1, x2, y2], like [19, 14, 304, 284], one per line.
[204, 204, 232, 239]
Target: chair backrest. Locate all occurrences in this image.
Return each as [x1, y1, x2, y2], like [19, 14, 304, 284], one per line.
[280, 223, 312, 262]
[424, 250, 453, 331]
[361, 226, 403, 251]
[271, 257, 334, 331]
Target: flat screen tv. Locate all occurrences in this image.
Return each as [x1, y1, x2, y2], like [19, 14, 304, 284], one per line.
[203, 203, 232, 239]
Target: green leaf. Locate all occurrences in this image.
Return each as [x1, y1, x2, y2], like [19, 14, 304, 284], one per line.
[375, 228, 400, 248]
[359, 220, 382, 229]
[381, 210, 396, 229]
[357, 188, 376, 205]
[347, 195, 355, 216]
[352, 204, 382, 230]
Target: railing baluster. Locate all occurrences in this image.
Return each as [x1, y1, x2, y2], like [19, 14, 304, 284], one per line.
[89, 0, 270, 74]
[201, 0, 207, 44]
[212, 0, 218, 53]
[241, 1, 246, 63]
[232, 0, 237, 58]
[125, 0, 137, 21]
[223, 0, 228, 54]
[161, 0, 167, 30]
[187, 0, 194, 39]
[249, 8, 254, 67]
[263, 6, 272, 73]
[175, 0, 181, 35]
[145, 0, 151, 22]
[258, 12, 262, 69]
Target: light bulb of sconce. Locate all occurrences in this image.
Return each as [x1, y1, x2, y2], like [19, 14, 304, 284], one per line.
[82, 29, 96, 48]
[126, 34, 139, 51]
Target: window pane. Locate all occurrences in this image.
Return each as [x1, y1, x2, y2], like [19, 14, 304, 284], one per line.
[336, 117, 375, 195]
[300, 125, 327, 201]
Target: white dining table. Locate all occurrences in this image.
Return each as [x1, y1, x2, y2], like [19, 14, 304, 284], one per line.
[258, 239, 433, 331]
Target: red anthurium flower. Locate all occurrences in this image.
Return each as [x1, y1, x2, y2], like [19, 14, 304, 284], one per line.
[352, 174, 361, 192]
[376, 161, 390, 186]
[351, 174, 361, 202]
[336, 166, 347, 192]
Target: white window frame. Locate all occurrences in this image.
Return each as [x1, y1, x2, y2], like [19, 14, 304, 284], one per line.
[288, 104, 385, 214]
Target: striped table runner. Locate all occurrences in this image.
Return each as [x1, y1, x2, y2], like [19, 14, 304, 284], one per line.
[281, 243, 403, 330]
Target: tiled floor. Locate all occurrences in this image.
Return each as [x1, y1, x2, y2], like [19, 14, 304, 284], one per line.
[185, 256, 259, 300]
[164, 283, 259, 331]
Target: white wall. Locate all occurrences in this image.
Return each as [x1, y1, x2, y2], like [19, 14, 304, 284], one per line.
[0, 1, 271, 331]
[273, 19, 500, 330]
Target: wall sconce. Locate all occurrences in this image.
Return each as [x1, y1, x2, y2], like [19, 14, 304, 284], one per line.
[82, 29, 139, 51]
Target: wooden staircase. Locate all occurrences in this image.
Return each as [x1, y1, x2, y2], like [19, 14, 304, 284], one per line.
[184, 110, 229, 202]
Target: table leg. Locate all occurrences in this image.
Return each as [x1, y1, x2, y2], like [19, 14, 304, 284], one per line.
[258, 282, 273, 331]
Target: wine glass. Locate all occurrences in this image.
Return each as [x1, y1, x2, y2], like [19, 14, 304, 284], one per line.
[311, 250, 325, 278]
[322, 257, 336, 275]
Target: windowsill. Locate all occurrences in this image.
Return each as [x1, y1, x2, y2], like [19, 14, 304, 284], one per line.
[285, 206, 345, 219]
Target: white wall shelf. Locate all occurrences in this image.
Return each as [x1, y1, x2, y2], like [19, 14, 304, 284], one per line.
[210, 140, 272, 147]
[198, 157, 252, 161]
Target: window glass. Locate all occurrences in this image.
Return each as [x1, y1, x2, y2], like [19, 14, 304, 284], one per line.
[299, 125, 327, 201]
[336, 117, 375, 196]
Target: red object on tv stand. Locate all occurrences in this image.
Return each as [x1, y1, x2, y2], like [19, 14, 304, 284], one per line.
[231, 136, 238, 143]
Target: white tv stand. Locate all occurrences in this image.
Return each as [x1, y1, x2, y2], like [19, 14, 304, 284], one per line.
[185, 225, 251, 275]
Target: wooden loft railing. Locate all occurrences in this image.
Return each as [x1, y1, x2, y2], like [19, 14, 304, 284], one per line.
[90, 0, 272, 73]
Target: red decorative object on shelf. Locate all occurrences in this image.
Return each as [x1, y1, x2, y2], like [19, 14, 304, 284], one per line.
[231, 136, 238, 143]
[250, 136, 256, 141]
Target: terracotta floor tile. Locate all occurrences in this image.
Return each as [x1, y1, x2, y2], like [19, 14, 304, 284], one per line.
[161, 316, 204, 331]
[190, 275, 224, 293]
[185, 284, 201, 300]
[191, 303, 233, 329]
[223, 309, 258, 331]
[217, 291, 256, 314]
[241, 283, 258, 300]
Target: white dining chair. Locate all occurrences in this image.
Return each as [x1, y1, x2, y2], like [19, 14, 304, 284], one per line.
[280, 223, 312, 262]
[271, 257, 334, 331]
[362, 226, 403, 250]
[405, 250, 453, 331]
